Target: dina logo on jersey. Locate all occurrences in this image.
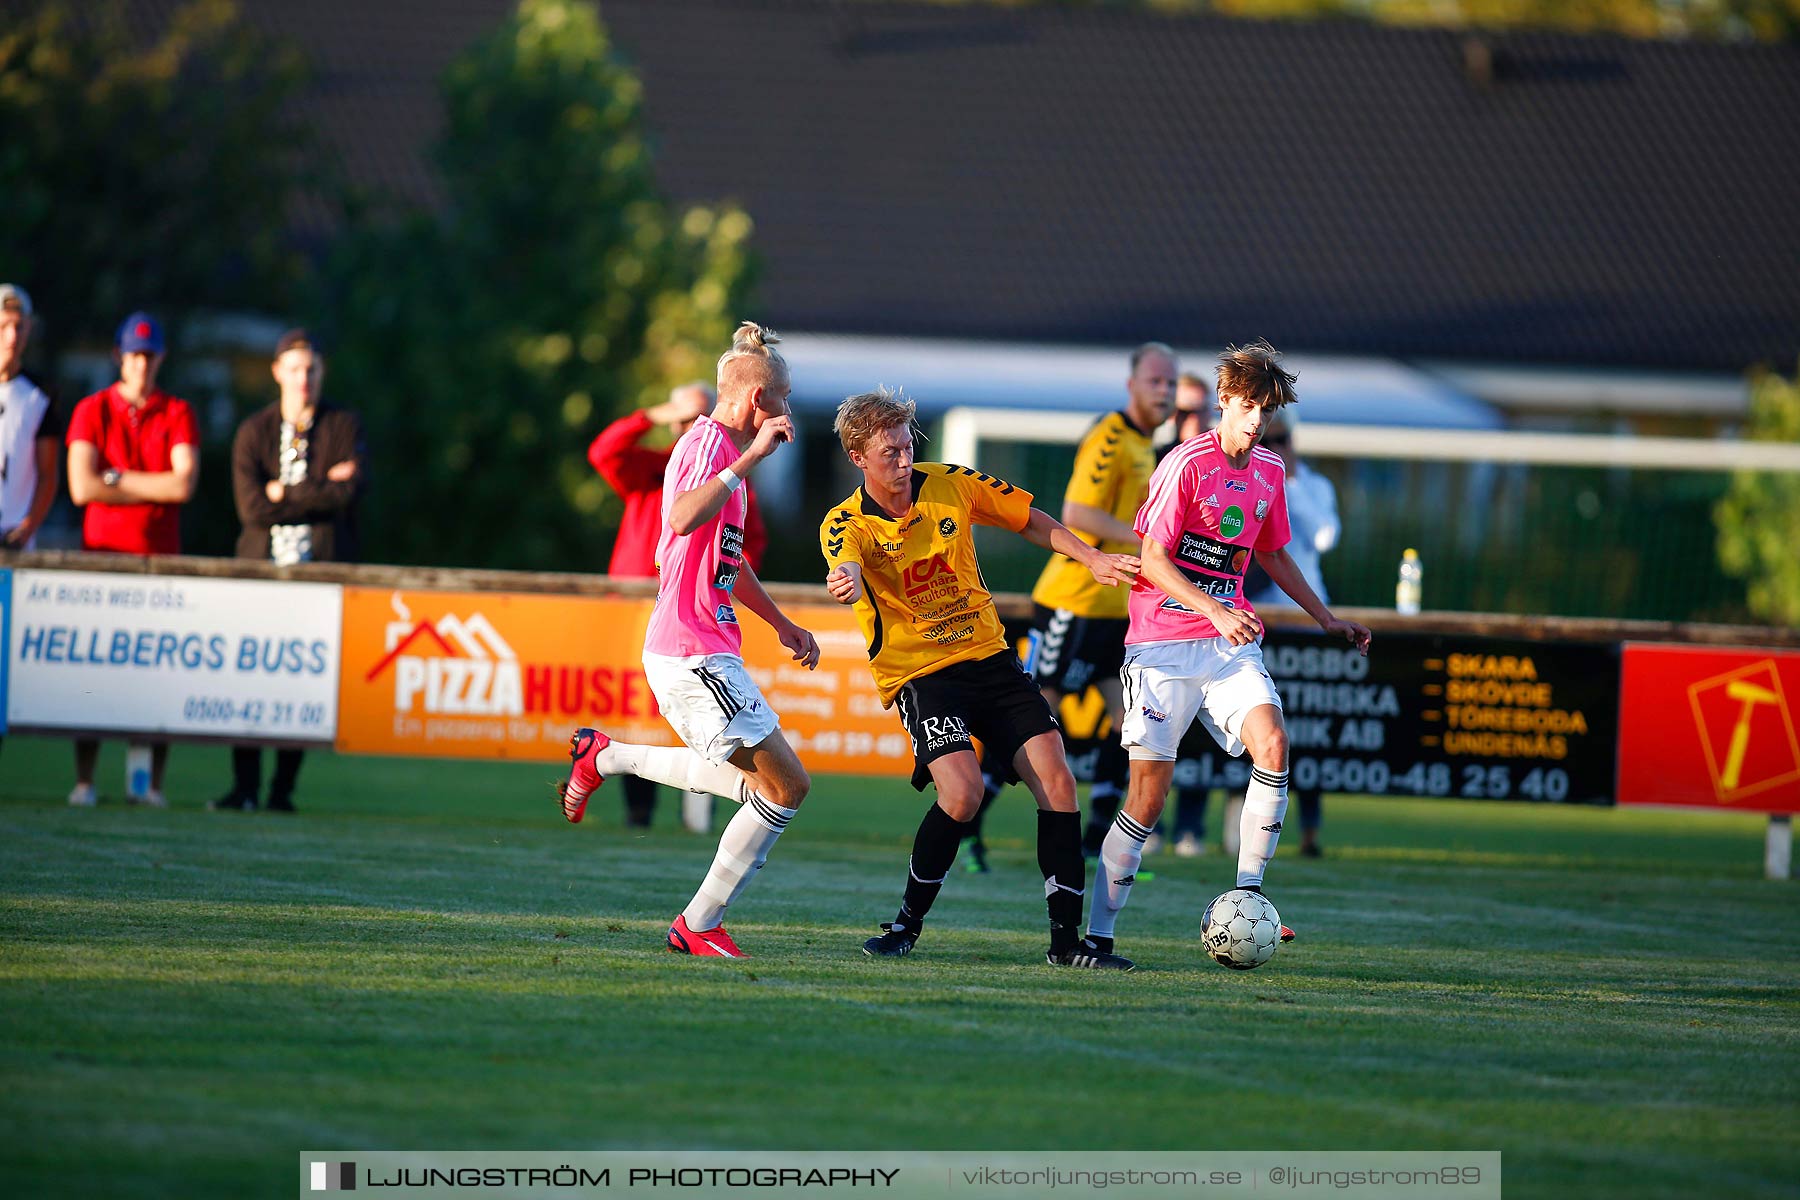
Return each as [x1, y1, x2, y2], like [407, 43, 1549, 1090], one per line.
[938, 517, 958, 537]
[1219, 505, 1246, 539]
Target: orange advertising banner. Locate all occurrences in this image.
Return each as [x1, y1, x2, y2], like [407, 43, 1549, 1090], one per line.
[1618, 643, 1800, 813]
[334, 587, 911, 775]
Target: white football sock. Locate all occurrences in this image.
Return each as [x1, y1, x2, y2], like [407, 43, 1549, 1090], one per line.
[1086, 811, 1152, 940]
[597, 741, 752, 805]
[1236, 766, 1290, 889]
[682, 794, 797, 931]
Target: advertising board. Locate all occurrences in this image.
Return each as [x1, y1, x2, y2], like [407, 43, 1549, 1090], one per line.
[1618, 643, 1800, 813]
[335, 588, 910, 774]
[6, 569, 341, 742]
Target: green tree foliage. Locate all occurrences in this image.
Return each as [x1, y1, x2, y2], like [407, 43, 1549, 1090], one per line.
[0, 0, 318, 359]
[897, 1, 1800, 43]
[1334, 0, 1800, 41]
[320, 0, 753, 570]
[1716, 367, 1800, 626]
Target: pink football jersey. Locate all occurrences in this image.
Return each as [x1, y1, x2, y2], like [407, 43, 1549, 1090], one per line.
[1127, 431, 1291, 645]
[643, 415, 748, 659]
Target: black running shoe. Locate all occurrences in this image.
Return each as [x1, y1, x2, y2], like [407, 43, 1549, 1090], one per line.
[862, 921, 918, 957]
[209, 791, 257, 812]
[1047, 938, 1135, 971]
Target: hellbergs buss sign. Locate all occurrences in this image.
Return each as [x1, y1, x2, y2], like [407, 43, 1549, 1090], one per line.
[5, 569, 341, 741]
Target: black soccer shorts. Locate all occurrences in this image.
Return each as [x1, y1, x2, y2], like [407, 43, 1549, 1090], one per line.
[894, 650, 1062, 791]
[1023, 604, 1128, 695]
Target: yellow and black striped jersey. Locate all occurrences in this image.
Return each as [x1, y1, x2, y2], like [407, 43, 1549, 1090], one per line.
[821, 463, 1035, 705]
[1031, 410, 1155, 618]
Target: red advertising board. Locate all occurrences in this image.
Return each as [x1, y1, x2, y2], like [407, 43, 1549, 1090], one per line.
[1618, 643, 1800, 812]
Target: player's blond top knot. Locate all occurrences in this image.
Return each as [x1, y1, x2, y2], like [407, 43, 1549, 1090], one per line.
[716, 318, 788, 399]
[718, 320, 784, 367]
[716, 320, 788, 397]
[1216, 338, 1298, 411]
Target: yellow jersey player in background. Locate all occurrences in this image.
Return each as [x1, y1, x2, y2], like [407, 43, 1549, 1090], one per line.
[964, 342, 1176, 870]
[823, 387, 1140, 967]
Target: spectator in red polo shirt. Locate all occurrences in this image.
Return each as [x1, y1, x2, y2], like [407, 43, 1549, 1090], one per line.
[588, 382, 767, 830]
[63, 312, 199, 808]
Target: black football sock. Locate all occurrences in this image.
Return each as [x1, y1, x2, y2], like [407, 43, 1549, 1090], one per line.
[898, 801, 972, 927]
[1037, 810, 1086, 953]
[1084, 750, 1123, 850]
[1096, 736, 1130, 804]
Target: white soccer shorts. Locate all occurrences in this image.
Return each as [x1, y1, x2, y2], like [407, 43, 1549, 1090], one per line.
[642, 652, 780, 765]
[1119, 637, 1283, 761]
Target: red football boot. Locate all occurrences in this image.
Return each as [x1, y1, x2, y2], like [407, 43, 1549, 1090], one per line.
[667, 915, 746, 958]
[556, 727, 611, 823]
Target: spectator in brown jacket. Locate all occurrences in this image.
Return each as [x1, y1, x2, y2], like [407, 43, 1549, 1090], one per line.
[212, 329, 366, 813]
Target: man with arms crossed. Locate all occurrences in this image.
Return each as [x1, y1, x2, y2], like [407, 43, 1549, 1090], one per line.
[823, 387, 1139, 968]
[558, 323, 819, 958]
[65, 312, 199, 808]
[1088, 341, 1371, 957]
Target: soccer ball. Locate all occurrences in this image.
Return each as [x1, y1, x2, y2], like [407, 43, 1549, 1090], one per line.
[1201, 889, 1282, 970]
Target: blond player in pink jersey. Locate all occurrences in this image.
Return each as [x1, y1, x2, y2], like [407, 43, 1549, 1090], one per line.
[558, 322, 820, 958]
[1086, 341, 1372, 959]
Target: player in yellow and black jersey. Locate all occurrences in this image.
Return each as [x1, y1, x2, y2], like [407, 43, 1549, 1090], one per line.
[822, 386, 1139, 968]
[965, 342, 1178, 868]
[821, 459, 1028, 704]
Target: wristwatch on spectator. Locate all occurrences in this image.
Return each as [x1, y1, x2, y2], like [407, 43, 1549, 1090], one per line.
[102, 468, 122, 487]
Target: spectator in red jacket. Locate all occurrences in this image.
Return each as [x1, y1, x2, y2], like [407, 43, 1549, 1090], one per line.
[589, 383, 767, 830]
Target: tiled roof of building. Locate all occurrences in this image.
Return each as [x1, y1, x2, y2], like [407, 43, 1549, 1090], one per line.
[133, 0, 1800, 370]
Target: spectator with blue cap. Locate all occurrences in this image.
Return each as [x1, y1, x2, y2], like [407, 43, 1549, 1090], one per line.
[63, 310, 199, 808]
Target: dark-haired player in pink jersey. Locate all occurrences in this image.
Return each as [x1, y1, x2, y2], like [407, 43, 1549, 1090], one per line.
[557, 322, 819, 958]
[1085, 340, 1371, 958]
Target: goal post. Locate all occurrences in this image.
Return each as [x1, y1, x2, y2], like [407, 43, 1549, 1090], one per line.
[941, 407, 1800, 474]
[937, 405, 1800, 624]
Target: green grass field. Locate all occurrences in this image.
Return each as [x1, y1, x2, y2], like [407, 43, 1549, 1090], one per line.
[2, 734, 1796, 1198]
